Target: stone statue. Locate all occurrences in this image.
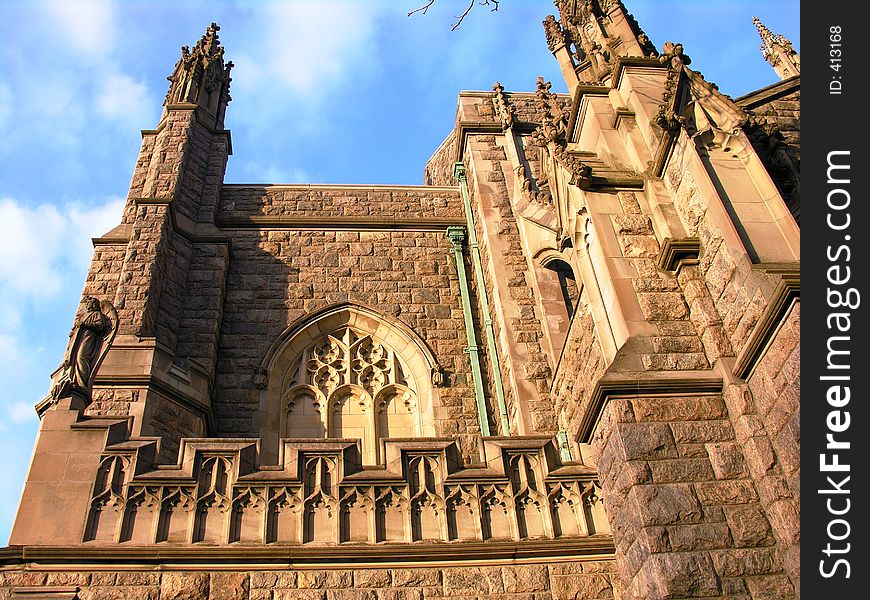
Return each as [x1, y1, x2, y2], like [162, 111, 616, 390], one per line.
[53, 297, 117, 404]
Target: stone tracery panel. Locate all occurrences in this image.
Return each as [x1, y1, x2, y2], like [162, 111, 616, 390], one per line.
[281, 326, 424, 464]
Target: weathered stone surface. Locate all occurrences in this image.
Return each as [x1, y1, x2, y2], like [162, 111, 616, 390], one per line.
[354, 570, 392, 588]
[160, 572, 210, 600]
[707, 442, 748, 479]
[725, 505, 774, 547]
[392, 570, 442, 588]
[502, 565, 550, 592]
[210, 572, 250, 600]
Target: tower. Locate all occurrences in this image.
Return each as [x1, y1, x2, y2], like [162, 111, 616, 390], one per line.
[3, 4, 800, 599]
[753, 16, 800, 80]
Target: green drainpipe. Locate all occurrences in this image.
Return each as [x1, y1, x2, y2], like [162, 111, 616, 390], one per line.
[453, 163, 510, 436]
[446, 226, 491, 437]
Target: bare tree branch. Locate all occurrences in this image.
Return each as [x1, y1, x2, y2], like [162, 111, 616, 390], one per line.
[450, 0, 475, 30]
[407, 0, 436, 17]
[408, 0, 500, 30]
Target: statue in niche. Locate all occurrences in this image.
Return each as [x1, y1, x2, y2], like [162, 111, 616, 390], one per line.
[53, 297, 117, 405]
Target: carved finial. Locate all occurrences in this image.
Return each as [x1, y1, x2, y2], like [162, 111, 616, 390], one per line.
[752, 16, 800, 79]
[164, 22, 234, 126]
[492, 81, 515, 130]
[543, 14, 568, 52]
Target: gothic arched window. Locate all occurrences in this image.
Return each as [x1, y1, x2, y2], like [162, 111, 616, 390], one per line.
[259, 305, 441, 465]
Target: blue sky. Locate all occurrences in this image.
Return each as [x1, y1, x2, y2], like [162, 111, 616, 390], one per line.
[0, 0, 798, 543]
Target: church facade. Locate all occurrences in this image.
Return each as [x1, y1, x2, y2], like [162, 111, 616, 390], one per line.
[1, 1, 800, 599]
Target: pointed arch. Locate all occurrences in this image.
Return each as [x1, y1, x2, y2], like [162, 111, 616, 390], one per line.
[257, 303, 442, 464]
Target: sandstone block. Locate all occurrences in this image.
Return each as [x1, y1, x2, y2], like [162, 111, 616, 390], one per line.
[160, 572, 209, 600]
[210, 572, 250, 600]
[627, 483, 702, 526]
[694, 480, 759, 505]
[670, 420, 733, 444]
[648, 458, 715, 483]
[613, 422, 678, 461]
[745, 574, 795, 598]
[354, 570, 392, 588]
[550, 574, 613, 600]
[274, 591, 325, 600]
[666, 522, 733, 551]
[391, 569, 442, 588]
[377, 591, 423, 600]
[299, 571, 353, 589]
[706, 442, 748, 479]
[642, 552, 720, 599]
[724, 505, 773, 547]
[79, 586, 159, 600]
[442, 568, 491, 595]
[501, 565, 549, 592]
[711, 547, 782, 578]
[637, 292, 689, 320]
[632, 396, 726, 422]
[326, 591, 377, 600]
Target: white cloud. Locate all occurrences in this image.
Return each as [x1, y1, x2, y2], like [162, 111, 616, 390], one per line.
[7, 402, 37, 424]
[230, 0, 383, 123]
[40, 0, 116, 56]
[0, 197, 124, 299]
[95, 73, 152, 128]
[243, 161, 310, 184]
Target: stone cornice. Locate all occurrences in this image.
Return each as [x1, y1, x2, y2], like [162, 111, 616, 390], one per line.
[454, 119, 504, 162]
[91, 373, 216, 432]
[566, 84, 610, 144]
[577, 371, 724, 442]
[221, 183, 460, 193]
[143, 102, 233, 155]
[733, 268, 800, 380]
[735, 75, 800, 110]
[215, 215, 465, 231]
[128, 197, 232, 248]
[0, 538, 615, 567]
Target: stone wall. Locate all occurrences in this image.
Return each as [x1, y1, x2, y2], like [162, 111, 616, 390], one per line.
[550, 286, 606, 441]
[0, 560, 618, 600]
[219, 186, 464, 220]
[212, 226, 480, 453]
[466, 133, 557, 435]
[591, 394, 795, 600]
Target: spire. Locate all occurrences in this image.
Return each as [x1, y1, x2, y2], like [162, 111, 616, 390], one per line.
[544, 0, 658, 88]
[753, 16, 800, 80]
[164, 23, 234, 127]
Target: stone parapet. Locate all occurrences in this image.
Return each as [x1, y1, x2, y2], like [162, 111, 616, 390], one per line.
[77, 431, 609, 547]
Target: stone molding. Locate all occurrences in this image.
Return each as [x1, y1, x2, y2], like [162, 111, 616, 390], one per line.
[733, 269, 800, 380]
[656, 237, 702, 272]
[215, 215, 465, 231]
[735, 75, 800, 110]
[577, 370, 724, 442]
[0, 538, 615, 567]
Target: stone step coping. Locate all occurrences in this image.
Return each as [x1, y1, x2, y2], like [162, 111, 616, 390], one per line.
[0, 536, 615, 567]
[221, 184, 461, 193]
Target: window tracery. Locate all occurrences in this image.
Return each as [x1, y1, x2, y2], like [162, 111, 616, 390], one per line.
[280, 326, 421, 464]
